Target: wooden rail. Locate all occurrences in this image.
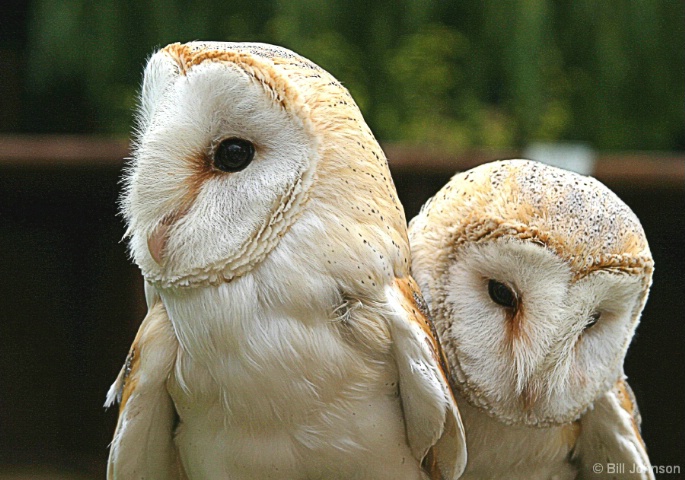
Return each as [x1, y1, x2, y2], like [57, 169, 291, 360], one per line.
[1, 135, 683, 188]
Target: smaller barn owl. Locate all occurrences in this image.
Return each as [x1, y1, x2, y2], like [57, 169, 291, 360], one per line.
[106, 41, 466, 479]
[409, 160, 654, 479]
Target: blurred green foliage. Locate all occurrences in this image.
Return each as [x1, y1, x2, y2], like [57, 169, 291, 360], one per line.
[22, 0, 684, 150]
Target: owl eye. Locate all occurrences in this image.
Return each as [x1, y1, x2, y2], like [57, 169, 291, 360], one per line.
[585, 312, 601, 330]
[213, 138, 255, 172]
[488, 279, 518, 309]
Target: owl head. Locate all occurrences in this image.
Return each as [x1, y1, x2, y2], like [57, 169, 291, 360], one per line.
[409, 160, 653, 427]
[122, 42, 409, 289]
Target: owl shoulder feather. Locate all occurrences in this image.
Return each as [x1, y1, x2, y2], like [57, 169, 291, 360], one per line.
[573, 378, 653, 479]
[106, 298, 184, 479]
[386, 277, 467, 480]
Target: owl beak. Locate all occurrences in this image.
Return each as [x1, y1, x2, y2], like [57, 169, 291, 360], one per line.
[522, 380, 543, 411]
[148, 220, 171, 265]
[147, 209, 186, 265]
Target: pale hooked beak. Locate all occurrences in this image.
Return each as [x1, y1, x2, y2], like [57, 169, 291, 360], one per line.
[147, 210, 186, 265]
[147, 221, 172, 265]
[522, 379, 543, 411]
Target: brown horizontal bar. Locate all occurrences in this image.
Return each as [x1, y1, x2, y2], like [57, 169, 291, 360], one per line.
[383, 144, 685, 188]
[592, 154, 685, 188]
[0, 135, 682, 188]
[0, 135, 129, 166]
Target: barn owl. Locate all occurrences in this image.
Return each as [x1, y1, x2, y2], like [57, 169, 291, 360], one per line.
[105, 41, 466, 480]
[409, 160, 654, 479]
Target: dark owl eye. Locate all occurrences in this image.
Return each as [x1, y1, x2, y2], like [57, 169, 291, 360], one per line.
[213, 138, 255, 172]
[585, 312, 601, 330]
[488, 279, 518, 309]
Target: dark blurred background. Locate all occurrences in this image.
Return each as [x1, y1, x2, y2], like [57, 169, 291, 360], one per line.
[0, 1, 683, 478]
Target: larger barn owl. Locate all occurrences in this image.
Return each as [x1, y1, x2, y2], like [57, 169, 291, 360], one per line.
[105, 42, 466, 480]
[409, 160, 654, 479]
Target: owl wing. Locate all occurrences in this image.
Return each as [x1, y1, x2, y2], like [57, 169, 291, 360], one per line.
[105, 293, 184, 479]
[385, 277, 468, 480]
[574, 378, 653, 479]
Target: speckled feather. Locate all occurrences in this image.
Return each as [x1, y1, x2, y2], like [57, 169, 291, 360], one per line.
[411, 159, 652, 281]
